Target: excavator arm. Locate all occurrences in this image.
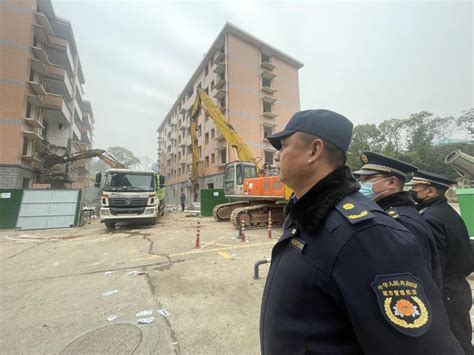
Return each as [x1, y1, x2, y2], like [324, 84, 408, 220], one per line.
[190, 89, 260, 199]
[43, 149, 127, 169]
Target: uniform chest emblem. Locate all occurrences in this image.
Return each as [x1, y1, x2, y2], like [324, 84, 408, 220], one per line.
[371, 274, 431, 337]
[289, 237, 305, 253]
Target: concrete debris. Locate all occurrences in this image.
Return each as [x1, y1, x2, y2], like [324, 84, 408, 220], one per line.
[102, 290, 118, 296]
[107, 315, 119, 322]
[158, 308, 170, 318]
[127, 270, 147, 275]
[135, 309, 153, 317]
[137, 317, 154, 324]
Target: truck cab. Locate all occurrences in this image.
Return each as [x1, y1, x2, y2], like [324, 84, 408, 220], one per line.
[96, 169, 165, 229]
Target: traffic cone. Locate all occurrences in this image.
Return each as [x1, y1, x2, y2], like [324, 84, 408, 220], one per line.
[267, 211, 272, 239]
[241, 220, 246, 243]
[195, 220, 201, 249]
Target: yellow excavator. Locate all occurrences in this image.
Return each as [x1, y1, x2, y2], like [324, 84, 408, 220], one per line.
[190, 89, 292, 227]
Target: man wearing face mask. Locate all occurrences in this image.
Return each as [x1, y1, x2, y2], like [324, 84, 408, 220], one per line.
[259, 110, 462, 354]
[408, 170, 472, 354]
[353, 152, 442, 287]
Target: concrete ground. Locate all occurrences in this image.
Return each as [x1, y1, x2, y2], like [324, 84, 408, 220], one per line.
[0, 211, 473, 354]
[0, 212, 276, 354]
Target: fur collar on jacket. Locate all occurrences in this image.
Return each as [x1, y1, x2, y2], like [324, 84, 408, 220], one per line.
[284, 166, 360, 232]
[377, 191, 415, 210]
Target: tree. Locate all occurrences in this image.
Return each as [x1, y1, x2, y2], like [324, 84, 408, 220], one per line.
[457, 108, 474, 138]
[107, 146, 141, 168]
[347, 124, 384, 169]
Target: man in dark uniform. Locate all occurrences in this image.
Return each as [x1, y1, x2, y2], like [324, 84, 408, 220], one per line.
[352, 151, 442, 287]
[260, 109, 462, 354]
[408, 170, 472, 354]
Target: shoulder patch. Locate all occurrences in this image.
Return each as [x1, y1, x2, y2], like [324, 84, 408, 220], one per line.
[336, 197, 375, 224]
[386, 207, 400, 219]
[371, 274, 432, 337]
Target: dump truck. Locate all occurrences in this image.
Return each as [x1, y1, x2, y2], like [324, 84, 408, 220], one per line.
[95, 169, 165, 230]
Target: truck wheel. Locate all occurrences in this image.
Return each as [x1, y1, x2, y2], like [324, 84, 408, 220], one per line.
[105, 221, 116, 230]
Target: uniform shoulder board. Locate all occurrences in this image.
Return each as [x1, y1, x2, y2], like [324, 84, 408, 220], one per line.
[386, 207, 400, 219]
[335, 196, 375, 224]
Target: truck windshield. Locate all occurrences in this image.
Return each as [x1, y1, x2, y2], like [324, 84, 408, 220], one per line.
[104, 173, 154, 192]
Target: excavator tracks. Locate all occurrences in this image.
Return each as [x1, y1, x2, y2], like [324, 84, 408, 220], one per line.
[212, 201, 250, 221]
[229, 203, 286, 228]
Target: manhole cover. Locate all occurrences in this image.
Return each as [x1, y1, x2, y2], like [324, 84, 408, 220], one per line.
[60, 324, 142, 355]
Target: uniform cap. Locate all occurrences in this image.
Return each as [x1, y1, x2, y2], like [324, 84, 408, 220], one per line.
[353, 151, 417, 182]
[267, 109, 353, 153]
[406, 169, 455, 189]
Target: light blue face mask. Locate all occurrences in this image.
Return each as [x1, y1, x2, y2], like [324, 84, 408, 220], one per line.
[359, 181, 377, 199]
[359, 178, 390, 200]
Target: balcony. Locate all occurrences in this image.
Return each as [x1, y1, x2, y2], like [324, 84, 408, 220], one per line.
[76, 81, 84, 103]
[43, 94, 72, 124]
[261, 61, 276, 71]
[27, 94, 44, 107]
[213, 62, 225, 75]
[213, 89, 226, 100]
[44, 64, 74, 99]
[261, 85, 277, 95]
[22, 150, 42, 164]
[33, 23, 50, 45]
[214, 50, 225, 64]
[262, 111, 278, 119]
[81, 130, 92, 144]
[32, 46, 50, 65]
[28, 81, 47, 96]
[214, 77, 225, 90]
[30, 58, 46, 74]
[73, 158, 90, 174]
[35, 12, 53, 35]
[25, 116, 44, 129]
[48, 35, 75, 74]
[73, 140, 89, 152]
[261, 70, 276, 82]
[82, 113, 92, 129]
[23, 129, 43, 142]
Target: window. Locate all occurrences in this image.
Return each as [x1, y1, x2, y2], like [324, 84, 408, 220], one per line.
[211, 80, 214, 90]
[263, 101, 273, 113]
[29, 68, 35, 82]
[262, 77, 272, 88]
[265, 151, 274, 164]
[264, 125, 273, 138]
[211, 129, 215, 138]
[205, 133, 209, 145]
[219, 97, 225, 108]
[205, 114, 209, 122]
[22, 138, 29, 155]
[26, 102, 32, 118]
[198, 146, 202, 159]
[198, 124, 202, 137]
[207, 183, 214, 189]
[205, 156, 209, 168]
[204, 65, 209, 77]
[261, 53, 271, 64]
[211, 153, 215, 164]
[220, 149, 227, 164]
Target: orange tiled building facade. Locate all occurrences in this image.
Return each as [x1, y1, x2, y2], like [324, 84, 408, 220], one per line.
[0, 0, 94, 189]
[157, 23, 303, 204]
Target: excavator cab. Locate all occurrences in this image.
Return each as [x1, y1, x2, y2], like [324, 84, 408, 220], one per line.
[223, 161, 257, 196]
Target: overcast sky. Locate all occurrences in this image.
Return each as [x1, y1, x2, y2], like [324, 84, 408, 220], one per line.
[53, 0, 473, 160]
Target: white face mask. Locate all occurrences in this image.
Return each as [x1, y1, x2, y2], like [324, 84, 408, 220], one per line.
[359, 177, 390, 200]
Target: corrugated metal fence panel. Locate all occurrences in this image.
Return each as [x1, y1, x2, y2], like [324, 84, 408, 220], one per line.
[16, 190, 81, 230]
[0, 189, 23, 229]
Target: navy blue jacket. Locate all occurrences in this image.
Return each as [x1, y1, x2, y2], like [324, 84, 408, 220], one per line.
[260, 168, 462, 355]
[377, 192, 442, 288]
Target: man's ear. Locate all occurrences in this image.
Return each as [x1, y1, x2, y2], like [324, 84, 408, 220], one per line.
[308, 138, 324, 163]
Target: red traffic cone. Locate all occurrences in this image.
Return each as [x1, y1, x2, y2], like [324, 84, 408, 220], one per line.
[241, 220, 246, 243]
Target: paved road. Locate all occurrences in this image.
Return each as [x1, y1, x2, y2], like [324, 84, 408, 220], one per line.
[1, 211, 472, 354]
